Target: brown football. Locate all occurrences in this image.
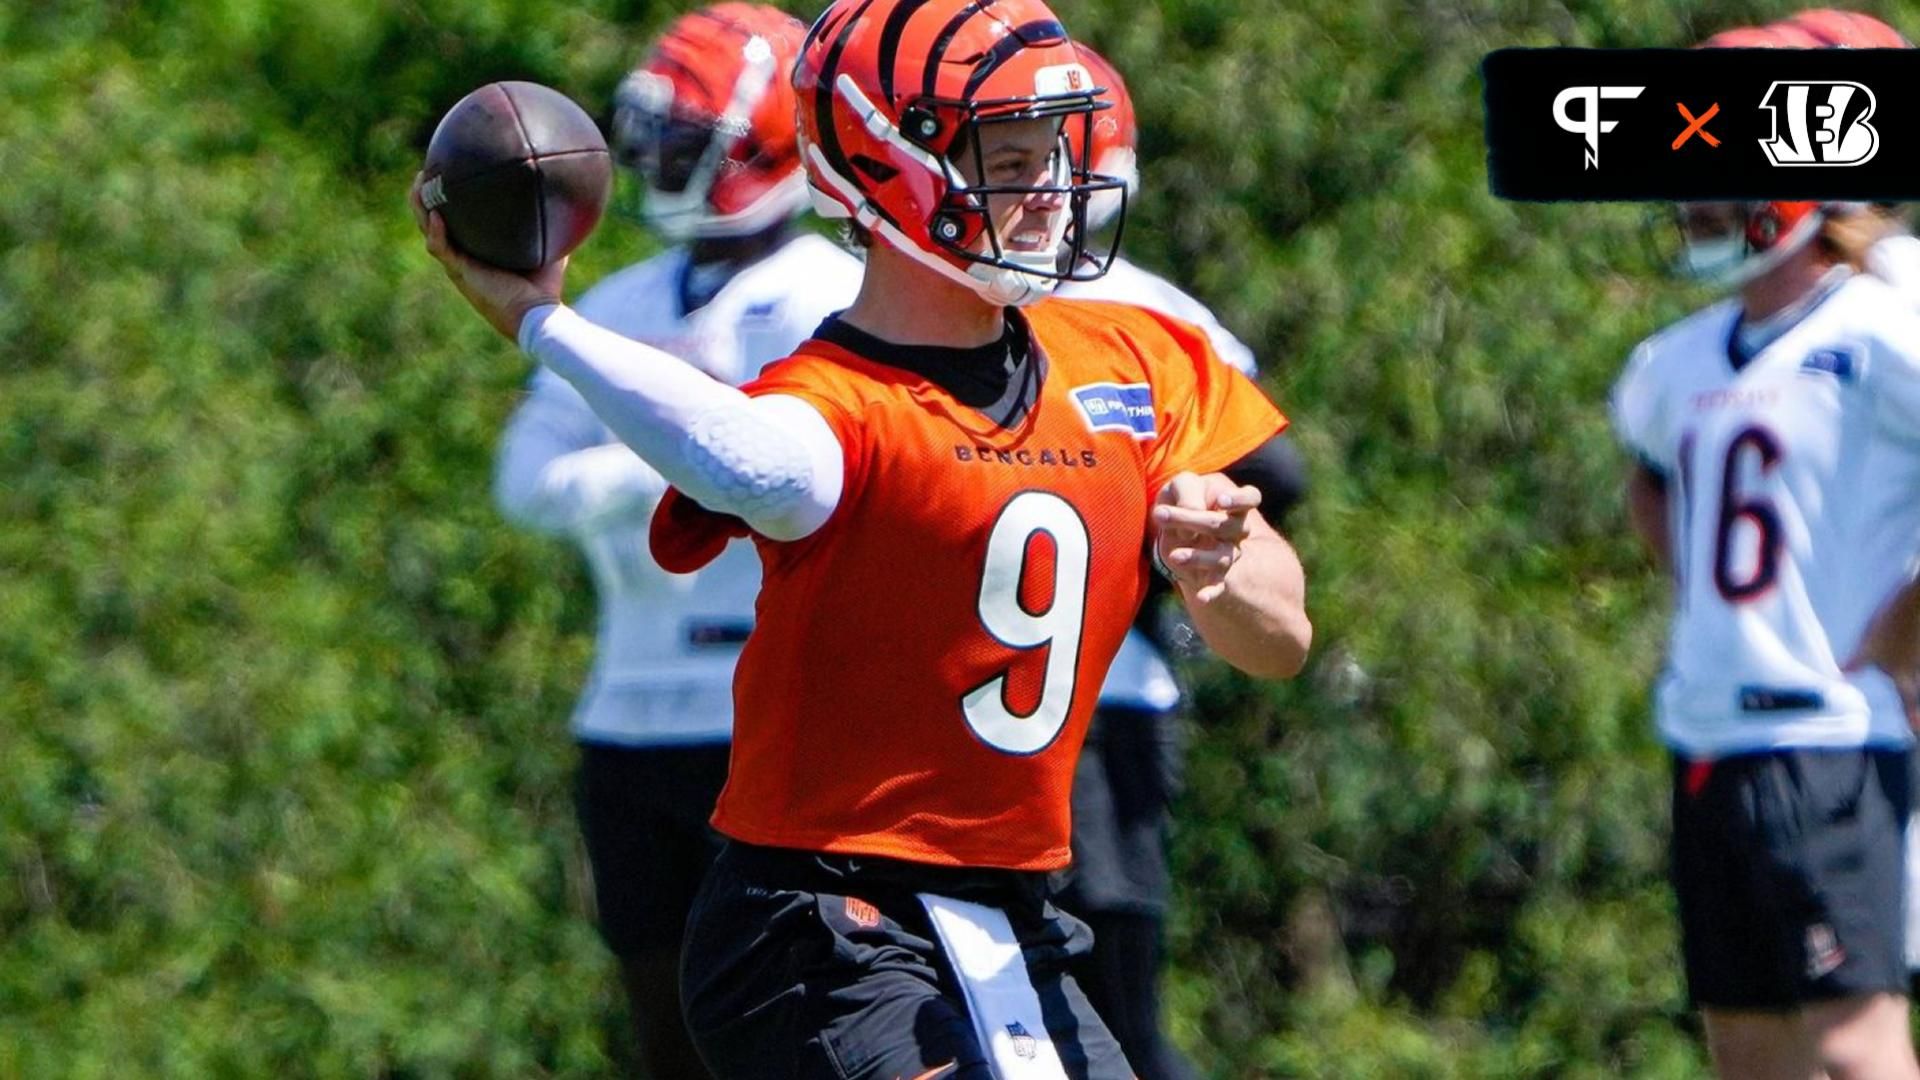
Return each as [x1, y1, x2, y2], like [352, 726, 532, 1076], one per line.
[420, 81, 611, 272]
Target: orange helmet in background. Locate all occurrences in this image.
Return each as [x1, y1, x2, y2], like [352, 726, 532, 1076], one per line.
[1677, 11, 1908, 284]
[612, 3, 810, 240]
[794, 0, 1127, 306]
[1775, 8, 1910, 47]
[1069, 44, 1136, 232]
[1698, 22, 1825, 48]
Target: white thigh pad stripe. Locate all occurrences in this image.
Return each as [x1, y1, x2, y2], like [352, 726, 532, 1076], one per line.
[918, 893, 1071, 1079]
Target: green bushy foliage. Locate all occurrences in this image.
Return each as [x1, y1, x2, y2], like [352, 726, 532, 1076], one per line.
[4, 1, 1911, 1075]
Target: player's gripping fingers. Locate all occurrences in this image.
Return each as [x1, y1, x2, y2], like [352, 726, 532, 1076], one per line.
[1167, 543, 1237, 574]
[1179, 567, 1231, 604]
[409, 172, 435, 237]
[426, 212, 456, 270]
[1164, 538, 1240, 605]
[1209, 481, 1262, 514]
[1157, 471, 1210, 512]
[1153, 504, 1233, 534]
[409, 177, 567, 342]
[1155, 504, 1254, 546]
[410, 175, 468, 275]
[410, 179, 466, 278]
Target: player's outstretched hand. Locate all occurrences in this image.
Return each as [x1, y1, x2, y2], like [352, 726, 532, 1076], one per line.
[410, 172, 566, 343]
[1153, 471, 1261, 604]
[1844, 586, 1920, 730]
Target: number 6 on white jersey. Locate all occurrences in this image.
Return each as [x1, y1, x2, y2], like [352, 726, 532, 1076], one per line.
[962, 491, 1092, 755]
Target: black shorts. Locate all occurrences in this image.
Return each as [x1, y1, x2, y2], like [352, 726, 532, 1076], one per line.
[575, 739, 731, 958]
[1054, 706, 1185, 917]
[1671, 747, 1911, 1010]
[681, 841, 1134, 1080]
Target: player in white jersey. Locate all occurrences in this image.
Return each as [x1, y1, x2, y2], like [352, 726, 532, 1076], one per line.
[491, 6, 859, 1076]
[1872, 217, 1920, 987]
[1045, 45, 1306, 1080]
[1729, 7, 1920, 1003]
[1856, 214, 1920, 989]
[1620, 201, 1920, 1077]
[1613, 22, 1920, 1074]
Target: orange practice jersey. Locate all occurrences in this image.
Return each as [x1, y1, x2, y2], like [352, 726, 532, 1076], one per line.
[650, 299, 1287, 870]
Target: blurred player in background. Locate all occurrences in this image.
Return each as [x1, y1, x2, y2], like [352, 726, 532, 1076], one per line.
[1878, 204, 1920, 992]
[490, 5, 859, 1075]
[1734, 4, 1920, 1005]
[1755, 7, 1920, 998]
[419, 0, 1311, 1072]
[1048, 44, 1306, 1080]
[1611, 14, 1920, 1077]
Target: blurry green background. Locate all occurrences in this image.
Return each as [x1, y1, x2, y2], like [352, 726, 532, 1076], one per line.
[3, 0, 1911, 1075]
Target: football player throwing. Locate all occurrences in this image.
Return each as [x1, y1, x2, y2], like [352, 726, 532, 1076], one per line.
[417, 0, 1309, 1074]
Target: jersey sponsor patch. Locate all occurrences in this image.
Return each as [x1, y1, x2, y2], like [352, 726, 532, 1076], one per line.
[1800, 348, 1857, 383]
[1070, 382, 1156, 439]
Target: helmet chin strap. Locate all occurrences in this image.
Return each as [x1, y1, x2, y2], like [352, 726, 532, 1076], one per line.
[969, 260, 1056, 307]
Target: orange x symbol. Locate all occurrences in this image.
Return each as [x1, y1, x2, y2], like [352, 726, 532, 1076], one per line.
[1673, 102, 1721, 149]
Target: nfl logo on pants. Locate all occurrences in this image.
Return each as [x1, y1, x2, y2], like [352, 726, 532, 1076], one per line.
[1006, 1021, 1038, 1060]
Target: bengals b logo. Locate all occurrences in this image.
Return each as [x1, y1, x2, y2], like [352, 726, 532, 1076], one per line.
[1758, 81, 1880, 167]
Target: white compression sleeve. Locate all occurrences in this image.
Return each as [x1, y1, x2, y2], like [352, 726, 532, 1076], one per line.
[519, 303, 844, 541]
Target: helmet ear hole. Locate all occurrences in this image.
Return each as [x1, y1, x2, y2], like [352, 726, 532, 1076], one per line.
[931, 212, 967, 244]
[902, 106, 942, 147]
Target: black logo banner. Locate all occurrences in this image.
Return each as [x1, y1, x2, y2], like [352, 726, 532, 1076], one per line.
[1484, 48, 1920, 201]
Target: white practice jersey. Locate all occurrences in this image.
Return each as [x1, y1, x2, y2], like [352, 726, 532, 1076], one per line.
[1869, 233, 1920, 298]
[1866, 233, 1920, 973]
[495, 233, 862, 746]
[1612, 273, 1920, 756]
[1057, 256, 1260, 712]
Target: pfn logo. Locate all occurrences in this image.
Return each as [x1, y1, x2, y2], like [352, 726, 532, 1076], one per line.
[1759, 81, 1879, 166]
[1552, 85, 1645, 169]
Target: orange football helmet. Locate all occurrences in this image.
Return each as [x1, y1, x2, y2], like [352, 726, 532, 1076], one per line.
[1677, 14, 1906, 284]
[612, 3, 810, 240]
[1699, 22, 1826, 48]
[794, 0, 1127, 305]
[1775, 8, 1910, 47]
[1068, 44, 1136, 232]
